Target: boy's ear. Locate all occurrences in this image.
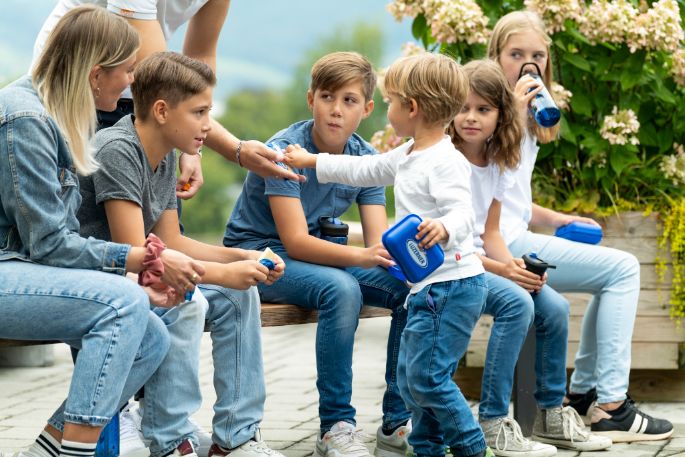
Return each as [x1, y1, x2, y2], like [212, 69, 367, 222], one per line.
[362, 99, 374, 119]
[408, 98, 419, 119]
[151, 99, 169, 124]
[306, 90, 314, 111]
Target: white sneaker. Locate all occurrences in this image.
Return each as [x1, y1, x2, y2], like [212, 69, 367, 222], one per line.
[315, 422, 371, 457]
[480, 417, 556, 457]
[120, 405, 151, 457]
[374, 420, 412, 457]
[188, 417, 212, 457]
[207, 430, 284, 457]
[533, 407, 612, 451]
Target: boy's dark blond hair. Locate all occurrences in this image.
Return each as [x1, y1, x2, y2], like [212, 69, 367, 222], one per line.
[310, 52, 376, 102]
[132, 51, 216, 121]
[382, 53, 467, 128]
[447, 59, 523, 172]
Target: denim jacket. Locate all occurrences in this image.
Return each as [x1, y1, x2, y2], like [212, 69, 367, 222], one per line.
[0, 76, 129, 273]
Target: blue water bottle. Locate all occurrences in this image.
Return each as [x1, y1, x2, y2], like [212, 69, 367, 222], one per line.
[95, 414, 119, 457]
[519, 63, 560, 128]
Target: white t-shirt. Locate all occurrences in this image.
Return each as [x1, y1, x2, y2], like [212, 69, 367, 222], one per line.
[31, 0, 209, 69]
[500, 132, 538, 245]
[468, 161, 515, 254]
[316, 136, 484, 294]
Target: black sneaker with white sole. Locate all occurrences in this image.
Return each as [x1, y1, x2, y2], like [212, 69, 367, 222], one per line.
[590, 397, 674, 442]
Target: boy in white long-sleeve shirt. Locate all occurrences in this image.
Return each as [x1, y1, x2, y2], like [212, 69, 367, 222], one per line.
[285, 53, 492, 457]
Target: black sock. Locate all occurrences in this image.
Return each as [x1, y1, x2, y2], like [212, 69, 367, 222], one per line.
[382, 419, 409, 436]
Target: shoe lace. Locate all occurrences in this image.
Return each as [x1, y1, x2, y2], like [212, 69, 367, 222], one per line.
[328, 427, 369, 453]
[560, 406, 590, 442]
[245, 440, 279, 456]
[353, 427, 375, 444]
[494, 418, 529, 451]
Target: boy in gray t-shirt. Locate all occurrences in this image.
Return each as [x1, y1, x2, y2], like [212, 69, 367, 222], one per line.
[77, 52, 286, 457]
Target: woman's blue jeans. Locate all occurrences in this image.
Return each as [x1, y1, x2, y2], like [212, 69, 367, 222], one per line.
[257, 247, 411, 435]
[509, 231, 640, 404]
[398, 277, 487, 457]
[0, 260, 169, 428]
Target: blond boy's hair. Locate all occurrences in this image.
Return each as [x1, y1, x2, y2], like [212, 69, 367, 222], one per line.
[32, 5, 139, 175]
[132, 52, 216, 121]
[383, 53, 467, 128]
[487, 11, 559, 144]
[310, 52, 376, 102]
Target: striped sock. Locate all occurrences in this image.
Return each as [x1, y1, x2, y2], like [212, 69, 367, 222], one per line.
[59, 440, 95, 457]
[23, 431, 60, 457]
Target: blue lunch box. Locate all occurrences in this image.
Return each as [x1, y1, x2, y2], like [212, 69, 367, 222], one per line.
[554, 221, 603, 244]
[381, 214, 445, 283]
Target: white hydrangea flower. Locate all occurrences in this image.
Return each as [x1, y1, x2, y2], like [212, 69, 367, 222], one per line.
[660, 144, 685, 185]
[524, 0, 584, 33]
[671, 48, 685, 87]
[627, 0, 684, 53]
[600, 106, 640, 146]
[386, 0, 425, 21]
[579, 0, 636, 45]
[550, 82, 573, 110]
[422, 0, 490, 45]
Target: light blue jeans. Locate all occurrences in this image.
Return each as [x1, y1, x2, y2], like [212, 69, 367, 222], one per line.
[509, 231, 640, 404]
[142, 286, 265, 457]
[398, 277, 488, 457]
[256, 247, 411, 435]
[0, 261, 169, 428]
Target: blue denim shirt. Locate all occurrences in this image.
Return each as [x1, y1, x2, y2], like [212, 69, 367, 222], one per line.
[224, 119, 386, 251]
[0, 76, 129, 273]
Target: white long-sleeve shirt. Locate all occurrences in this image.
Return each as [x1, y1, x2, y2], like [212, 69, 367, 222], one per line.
[316, 135, 484, 293]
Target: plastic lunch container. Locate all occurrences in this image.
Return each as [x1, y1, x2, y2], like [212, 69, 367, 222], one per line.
[381, 214, 445, 283]
[554, 221, 603, 245]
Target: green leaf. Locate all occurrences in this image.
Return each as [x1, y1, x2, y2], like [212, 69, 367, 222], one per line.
[559, 117, 576, 144]
[563, 53, 591, 72]
[638, 122, 660, 147]
[609, 148, 640, 176]
[570, 91, 593, 117]
[411, 14, 427, 41]
[654, 81, 677, 105]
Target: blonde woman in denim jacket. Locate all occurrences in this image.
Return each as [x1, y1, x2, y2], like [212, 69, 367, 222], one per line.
[0, 6, 204, 457]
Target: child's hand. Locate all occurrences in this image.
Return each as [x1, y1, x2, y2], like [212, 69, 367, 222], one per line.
[358, 243, 394, 269]
[416, 218, 448, 249]
[246, 249, 286, 285]
[555, 213, 601, 228]
[505, 258, 545, 293]
[221, 260, 269, 290]
[160, 249, 206, 297]
[176, 152, 204, 199]
[283, 144, 317, 169]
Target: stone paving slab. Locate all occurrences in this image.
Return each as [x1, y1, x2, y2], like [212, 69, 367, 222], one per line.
[1, 317, 684, 457]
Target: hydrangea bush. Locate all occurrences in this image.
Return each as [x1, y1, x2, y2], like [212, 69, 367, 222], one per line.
[384, 0, 685, 321]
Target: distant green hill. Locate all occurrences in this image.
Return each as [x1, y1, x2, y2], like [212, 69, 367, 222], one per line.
[0, 0, 413, 101]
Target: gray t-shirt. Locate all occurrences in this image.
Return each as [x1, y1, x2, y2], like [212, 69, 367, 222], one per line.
[78, 115, 177, 241]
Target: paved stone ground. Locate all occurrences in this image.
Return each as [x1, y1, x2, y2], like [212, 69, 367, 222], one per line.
[1, 317, 684, 456]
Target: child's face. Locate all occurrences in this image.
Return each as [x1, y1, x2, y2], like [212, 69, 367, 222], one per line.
[93, 54, 136, 112]
[307, 81, 373, 153]
[498, 30, 548, 88]
[453, 91, 499, 148]
[163, 87, 213, 154]
[385, 93, 413, 138]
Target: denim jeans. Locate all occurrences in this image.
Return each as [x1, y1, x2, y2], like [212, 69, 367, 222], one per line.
[397, 276, 487, 457]
[509, 231, 640, 404]
[143, 286, 265, 456]
[256, 247, 411, 434]
[0, 261, 169, 428]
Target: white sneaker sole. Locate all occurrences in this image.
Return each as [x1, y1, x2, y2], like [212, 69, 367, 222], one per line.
[532, 435, 612, 451]
[374, 447, 405, 457]
[490, 446, 557, 457]
[593, 429, 674, 443]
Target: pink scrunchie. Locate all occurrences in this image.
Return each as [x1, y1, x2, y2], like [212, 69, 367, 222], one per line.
[138, 233, 166, 288]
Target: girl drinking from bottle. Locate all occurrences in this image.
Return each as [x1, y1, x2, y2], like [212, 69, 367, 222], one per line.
[488, 10, 673, 443]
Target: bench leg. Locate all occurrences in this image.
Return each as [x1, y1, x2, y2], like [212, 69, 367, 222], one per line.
[513, 326, 537, 436]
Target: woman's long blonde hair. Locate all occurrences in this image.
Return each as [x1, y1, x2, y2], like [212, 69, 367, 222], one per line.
[487, 10, 559, 144]
[31, 5, 139, 175]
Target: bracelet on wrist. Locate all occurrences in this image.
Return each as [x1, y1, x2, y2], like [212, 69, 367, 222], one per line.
[235, 140, 244, 168]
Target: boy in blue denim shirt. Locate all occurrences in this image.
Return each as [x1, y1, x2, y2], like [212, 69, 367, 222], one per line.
[283, 53, 493, 457]
[224, 51, 411, 457]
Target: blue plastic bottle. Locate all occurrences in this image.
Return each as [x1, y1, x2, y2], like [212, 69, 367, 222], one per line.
[95, 414, 119, 457]
[519, 63, 560, 128]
